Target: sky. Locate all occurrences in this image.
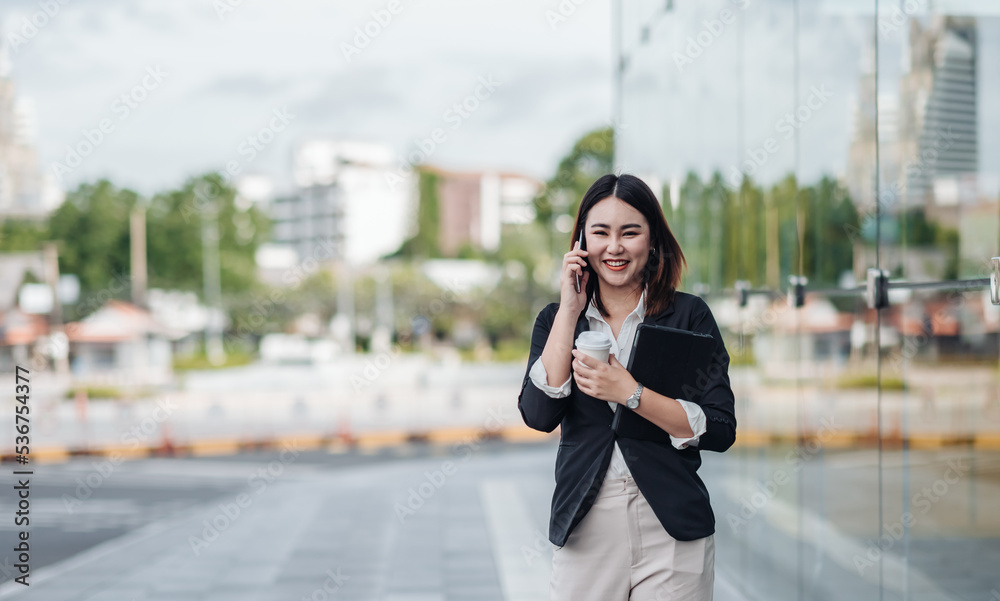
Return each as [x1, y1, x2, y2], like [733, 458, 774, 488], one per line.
[3, 0, 614, 197]
[617, 0, 1000, 193]
[3, 0, 999, 200]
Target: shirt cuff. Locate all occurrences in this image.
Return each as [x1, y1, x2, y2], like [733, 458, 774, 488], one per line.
[669, 399, 707, 450]
[528, 357, 572, 398]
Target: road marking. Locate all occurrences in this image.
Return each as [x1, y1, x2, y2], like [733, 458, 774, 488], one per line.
[480, 478, 551, 601]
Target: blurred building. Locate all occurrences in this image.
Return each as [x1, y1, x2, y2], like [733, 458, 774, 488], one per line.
[65, 300, 184, 387]
[268, 140, 416, 269]
[898, 15, 979, 223]
[269, 183, 343, 268]
[0, 251, 45, 312]
[234, 173, 275, 209]
[145, 288, 225, 356]
[846, 15, 980, 219]
[0, 306, 48, 371]
[845, 50, 901, 208]
[0, 38, 62, 218]
[427, 166, 540, 256]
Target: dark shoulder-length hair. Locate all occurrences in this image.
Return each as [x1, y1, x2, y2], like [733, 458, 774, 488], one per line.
[571, 173, 686, 318]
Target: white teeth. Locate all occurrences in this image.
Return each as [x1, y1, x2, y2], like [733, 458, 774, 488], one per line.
[605, 260, 628, 266]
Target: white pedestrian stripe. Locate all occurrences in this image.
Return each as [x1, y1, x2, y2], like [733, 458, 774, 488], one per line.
[480, 478, 551, 601]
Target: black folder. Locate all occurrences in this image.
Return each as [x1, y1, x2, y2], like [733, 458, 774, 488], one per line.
[610, 323, 717, 443]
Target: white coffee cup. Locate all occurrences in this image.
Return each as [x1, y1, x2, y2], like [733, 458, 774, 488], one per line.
[575, 331, 612, 364]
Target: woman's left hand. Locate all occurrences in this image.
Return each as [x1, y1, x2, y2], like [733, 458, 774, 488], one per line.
[571, 349, 638, 404]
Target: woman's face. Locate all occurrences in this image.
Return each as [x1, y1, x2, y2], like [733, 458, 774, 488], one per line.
[584, 196, 650, 293]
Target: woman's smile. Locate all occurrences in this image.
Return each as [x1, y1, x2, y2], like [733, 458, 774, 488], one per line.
[603, 259, 630, 272]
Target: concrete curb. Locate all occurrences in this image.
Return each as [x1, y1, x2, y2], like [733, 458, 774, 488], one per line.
[732, 430, 998, 450]
[5, 428, 998, 465]
[0, 425, 557, 464]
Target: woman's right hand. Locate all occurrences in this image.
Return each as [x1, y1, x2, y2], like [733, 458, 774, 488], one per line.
[559, 240, 590, 314]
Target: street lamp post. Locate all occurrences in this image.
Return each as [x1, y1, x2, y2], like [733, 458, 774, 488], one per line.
[200, 189, 226, 366]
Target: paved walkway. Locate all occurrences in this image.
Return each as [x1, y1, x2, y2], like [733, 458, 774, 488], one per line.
[2, 442, 997, 600]
[0, 444, 752, 601]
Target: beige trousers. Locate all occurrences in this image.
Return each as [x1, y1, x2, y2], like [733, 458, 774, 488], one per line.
[550, 474, 715, 601]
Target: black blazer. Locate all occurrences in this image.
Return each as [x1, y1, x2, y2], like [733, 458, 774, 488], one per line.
[517, 290, 737, 546]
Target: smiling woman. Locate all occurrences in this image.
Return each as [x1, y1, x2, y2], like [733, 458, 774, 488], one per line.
[517, 173, 736, 601]
[577, 174, 687, 320]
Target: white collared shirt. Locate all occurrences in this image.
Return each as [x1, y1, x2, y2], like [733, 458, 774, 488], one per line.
[528, 289, 708, 479]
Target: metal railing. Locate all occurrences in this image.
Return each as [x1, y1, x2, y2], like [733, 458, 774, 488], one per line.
[727, 256, 1000, 309]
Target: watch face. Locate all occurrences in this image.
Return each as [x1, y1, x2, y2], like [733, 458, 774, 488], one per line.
[627, 397, 639, 409]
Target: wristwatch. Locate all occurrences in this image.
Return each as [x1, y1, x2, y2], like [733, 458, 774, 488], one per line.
[625, 382, 643, 409]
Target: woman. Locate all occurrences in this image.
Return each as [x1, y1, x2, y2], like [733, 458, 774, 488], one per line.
[517, 173, 737, 601]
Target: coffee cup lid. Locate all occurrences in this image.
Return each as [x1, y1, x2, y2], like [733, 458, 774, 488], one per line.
[576, 331, 611, 349]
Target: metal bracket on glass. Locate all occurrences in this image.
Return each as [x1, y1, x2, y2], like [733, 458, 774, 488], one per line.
[866, 268, 890, 310]
[991, 257, 999, 305]
[788, 275, 807, 308]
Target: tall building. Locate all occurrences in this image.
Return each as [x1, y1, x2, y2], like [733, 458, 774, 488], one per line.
[845, 35, 903, 212]
[898, 16, 978, 221]
[429, 166, 540, 257]
[270, 183, 344, 267]
[0, 38, 55, 218]
[270, 140, 416, 267]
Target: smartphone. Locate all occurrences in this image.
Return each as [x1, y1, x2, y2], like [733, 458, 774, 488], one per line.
[574, 229, 585, 293]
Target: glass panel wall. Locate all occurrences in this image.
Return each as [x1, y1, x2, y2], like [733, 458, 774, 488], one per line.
[618, 1, 1000, 599]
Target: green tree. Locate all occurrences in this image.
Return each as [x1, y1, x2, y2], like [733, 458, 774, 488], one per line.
[388, 167, 441, 259]
[48, 180, 138, 298]
[675, 172, 703, 285]
[146, 173, 268, 297]
[737, 175, 767, 287]
[802, 176, 858, 287]
[0, 219, 47, 252]
[533, 126, 615, 243]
